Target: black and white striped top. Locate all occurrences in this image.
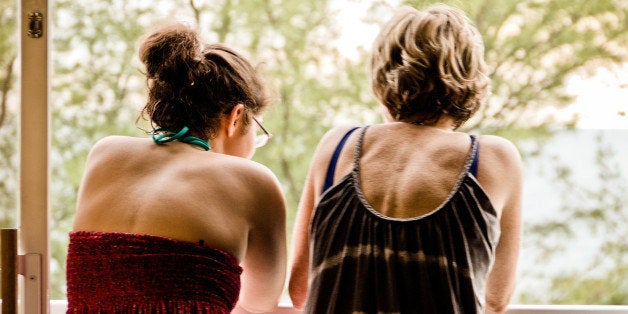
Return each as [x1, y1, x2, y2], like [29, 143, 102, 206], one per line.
[306, 126, 500, 314]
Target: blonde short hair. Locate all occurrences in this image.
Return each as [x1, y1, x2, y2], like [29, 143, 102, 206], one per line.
[371, 5, 490, 128]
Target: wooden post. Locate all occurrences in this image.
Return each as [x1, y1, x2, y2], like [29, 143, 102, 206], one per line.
[20, 0, 50, 312]
[1, 229, 18, 314]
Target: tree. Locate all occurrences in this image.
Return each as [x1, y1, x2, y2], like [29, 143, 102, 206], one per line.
[520, 131, 628, 304]
[0, 0, 18, 228]
[50, 0, 161, 298]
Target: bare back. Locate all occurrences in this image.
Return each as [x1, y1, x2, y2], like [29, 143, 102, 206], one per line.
[330, 123, 478, 219]
[73, 136, 281, 262]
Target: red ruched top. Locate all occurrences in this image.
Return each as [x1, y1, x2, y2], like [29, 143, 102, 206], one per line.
[66, 231, 242, 313]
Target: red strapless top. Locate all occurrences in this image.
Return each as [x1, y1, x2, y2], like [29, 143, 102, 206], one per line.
[66, 231, 243, 313]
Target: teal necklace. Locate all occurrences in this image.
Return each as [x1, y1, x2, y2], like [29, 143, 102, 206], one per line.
[151, 126, 211, 151]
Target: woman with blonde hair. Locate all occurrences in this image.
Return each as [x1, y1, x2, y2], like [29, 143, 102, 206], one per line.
[66, 23, 286, 313]
[289, 4, 521, 314]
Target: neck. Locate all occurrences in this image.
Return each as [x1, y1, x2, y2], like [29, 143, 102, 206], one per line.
[397, 116, 457, 131]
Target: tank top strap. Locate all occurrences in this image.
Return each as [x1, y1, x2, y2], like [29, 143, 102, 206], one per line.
[469, 135, 480, 177]
[322, 126, 361, 193]
[353, 126, 370, 173]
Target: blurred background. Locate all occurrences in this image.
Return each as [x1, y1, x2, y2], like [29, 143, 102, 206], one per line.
[0, 0, 626, 303]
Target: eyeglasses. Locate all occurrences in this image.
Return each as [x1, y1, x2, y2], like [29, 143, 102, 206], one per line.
[252, 116, 272, 148]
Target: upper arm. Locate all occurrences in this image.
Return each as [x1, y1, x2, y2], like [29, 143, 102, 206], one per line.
[478, 136, 522, 313]
[288, 125, 360, 309]
[238, 167, 288, 313]
[74, 137, 127, 227]
[288, 167, 317, 310]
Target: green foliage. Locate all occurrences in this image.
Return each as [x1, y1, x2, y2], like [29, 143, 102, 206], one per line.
[0, 0, 18, 228]
[549, 266, 628, 305]
[49, 0, 163, 298]
[521, 132, 628, 304]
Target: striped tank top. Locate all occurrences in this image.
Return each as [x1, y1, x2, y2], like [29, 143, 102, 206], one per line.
[306, 126, 501, 314]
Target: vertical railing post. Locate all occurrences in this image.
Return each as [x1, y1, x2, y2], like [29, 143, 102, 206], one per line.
[20, 0, 50, 312]
[1, 229, 18, 314]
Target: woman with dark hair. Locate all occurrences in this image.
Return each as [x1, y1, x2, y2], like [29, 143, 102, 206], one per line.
[289, 4, 521, 314]
[66, 23, 286, 313]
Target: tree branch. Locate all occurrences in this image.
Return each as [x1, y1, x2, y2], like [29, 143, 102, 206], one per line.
[189, 0, 201, 26]
[0, 55, 16, 128]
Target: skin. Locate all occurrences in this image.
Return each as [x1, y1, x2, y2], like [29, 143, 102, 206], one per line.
[288, 115, 522, 314]
[73, 104, 287, 313]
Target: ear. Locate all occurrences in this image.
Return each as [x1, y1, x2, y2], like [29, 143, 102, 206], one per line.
[223, 104, 246, 137]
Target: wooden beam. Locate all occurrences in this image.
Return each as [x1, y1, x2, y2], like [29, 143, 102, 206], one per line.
[20, 0, 50, 312]
[1, 229, 18, 314]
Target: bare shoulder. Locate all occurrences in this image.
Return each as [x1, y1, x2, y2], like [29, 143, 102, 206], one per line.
[475, 135, 522, 213]
[227, 157, 281, 186]
[223, 157, 285, 206]
[321, 124, 362, 141]
[311, 124, 362, 167]
[91, 135, 138, 149]
[318, 125, 362, 148]
[477, 135, 521, 166]
[87, 136, 142, 161]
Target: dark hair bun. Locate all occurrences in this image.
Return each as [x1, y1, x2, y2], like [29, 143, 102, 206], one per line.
[139, 23, 205, 88]
[138, 23, 269, 140]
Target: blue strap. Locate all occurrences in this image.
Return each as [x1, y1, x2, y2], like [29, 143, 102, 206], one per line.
[322, 127, 360, 193]
[469, 135, 479, 177]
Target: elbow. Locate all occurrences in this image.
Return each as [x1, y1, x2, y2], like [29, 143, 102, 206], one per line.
[485, 277, 515, 314]
[289, 295, 305, 311]
[485, 298, 510, 314]
[485, 288, 512, 314]
[238, 303, 278, 313]
[237, 286, 282, 313]
[288, 281, 306, 310]
[288, 257, 310, 310]
[288, 290, 305, 310]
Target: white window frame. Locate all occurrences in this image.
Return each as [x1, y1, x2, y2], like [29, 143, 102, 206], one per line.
[18, 0, 50, 313]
